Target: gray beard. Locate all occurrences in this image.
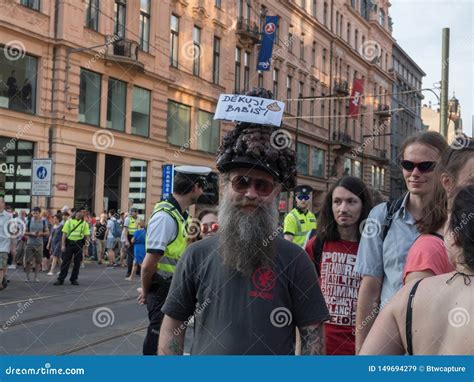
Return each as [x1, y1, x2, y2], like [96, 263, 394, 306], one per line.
[218, 191, 279, 277]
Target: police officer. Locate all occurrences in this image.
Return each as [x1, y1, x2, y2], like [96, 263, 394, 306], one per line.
[283, 185, 317, 247]
[54, 206, 90, 286]
[138, 165, 211, 355]
[124, 207, 139, 278]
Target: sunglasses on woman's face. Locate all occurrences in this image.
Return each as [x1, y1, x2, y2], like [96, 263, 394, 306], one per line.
[400, 160, 437, 173]
[201, 223, 218, 234]
[230, 175, 275, 197]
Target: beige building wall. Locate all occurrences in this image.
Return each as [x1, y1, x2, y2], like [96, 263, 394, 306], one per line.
[0, 0, 397, 216]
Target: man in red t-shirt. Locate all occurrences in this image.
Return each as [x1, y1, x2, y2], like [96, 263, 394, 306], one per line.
[305, 176, 373, 355]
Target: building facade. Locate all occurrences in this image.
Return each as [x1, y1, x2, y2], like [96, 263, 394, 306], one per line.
[0, 0, 398, 216]
[389, 43, 425, 200]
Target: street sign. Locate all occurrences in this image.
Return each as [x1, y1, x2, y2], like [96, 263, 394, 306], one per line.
[162, 164, 174, 200]
[32, 158, 52, 196]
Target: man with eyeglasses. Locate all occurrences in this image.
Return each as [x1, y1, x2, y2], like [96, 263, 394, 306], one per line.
[283, 185, 317, 247]
[139, 165, 211, 355]
[159, 88, 329, 355]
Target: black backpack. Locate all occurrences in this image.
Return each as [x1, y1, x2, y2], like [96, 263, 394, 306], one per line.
[312, 193, 406, 276]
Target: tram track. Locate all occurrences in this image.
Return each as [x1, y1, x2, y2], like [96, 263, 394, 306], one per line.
[55, 325, 148, 355]
[1, 295, 137, 329]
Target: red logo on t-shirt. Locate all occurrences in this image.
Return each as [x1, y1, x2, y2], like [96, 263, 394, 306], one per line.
[252, 267, 276, 291]
[250, 267, 276, 300]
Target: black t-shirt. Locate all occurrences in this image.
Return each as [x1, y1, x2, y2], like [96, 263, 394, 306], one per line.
[95, 222, 107, 240]
[162, 234, 330, 355]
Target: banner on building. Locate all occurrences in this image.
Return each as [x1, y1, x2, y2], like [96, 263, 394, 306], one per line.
[349, 79, 365, 119]
[161, 164, 174, 200]
[214, 94, 285, 127]
[257, 16, 279, 71]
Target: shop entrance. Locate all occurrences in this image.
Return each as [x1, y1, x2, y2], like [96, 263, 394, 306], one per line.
[74, 150, 97, 212]
[104, 154, 122, 212]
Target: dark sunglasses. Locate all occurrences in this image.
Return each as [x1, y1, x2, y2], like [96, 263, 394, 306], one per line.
[400, 160, 437, 173]
[201, 223, 218, 234]
[296, 194, 310, 201]
[230, 175, 275, 197]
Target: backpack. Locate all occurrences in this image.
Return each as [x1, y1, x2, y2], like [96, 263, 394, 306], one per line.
[312, 193, 407, 276]
[111, 219, 122, 238]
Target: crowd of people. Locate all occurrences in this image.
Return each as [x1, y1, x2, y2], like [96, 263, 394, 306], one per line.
[1, 88, 473, 356]
[0, 204, 148, 287]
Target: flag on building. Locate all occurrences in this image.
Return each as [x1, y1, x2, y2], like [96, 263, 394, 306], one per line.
[349, 79, 365, 119]
[257, 16, 279, 71]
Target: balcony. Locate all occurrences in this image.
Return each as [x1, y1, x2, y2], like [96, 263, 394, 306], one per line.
[331, 131, 353, 154]
[236, 17, 260, 45]
[105, 38, 144, 72]
[333, 79, 349, 96]
[375, 104, 391, 119]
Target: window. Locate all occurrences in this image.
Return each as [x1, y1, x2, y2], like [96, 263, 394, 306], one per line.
[84, 0, 99, 31]
[321, 94, 325, 129]
[344, 158, 352, 176]
[192, 26, 201, 76]
[213, 36, 220, 84]
[297, 81, 303, 117]
[0, 139, 34, 210]
[288, 33, 293, 53]
[312, 41, 317, 66]
[355, 29, 359, 50]
[170, 15, 179, 67]
[106, 78, 126, 132]
[310, 87, 315, 123]
[351, 0, 356, 7]
[79, 69, 101, 126]
[235, 48, 241, 93]
[259, 5, 267, 31]
[297, 143, 309, 175]
[361, 0, 368, 20]
[286, 75, 292, 114]
[114, 0, 126, 38]
[347, 23, 351, 43]
[311, 147, 324, 177]
[0, 49, 37, 114]
[301, 0, 306, 10]
[312, 0, 317, 17]
[258, 71, 263, 88]
[371, 165, 375, 187]
[322, 48, 327, 73]
[167, 100, 190, 146]
[197, 110, 220, 153]
[131, 86, 150, 137]
[215, 0, 221, 8]
[323, 2, 328, 26]
[139, 0, 150, 52]
[354, 160, 362, 178]
[379, 9, 385, 27]
[20, 0, 40, 10]
[300, 38, 305, 60]
[129, 159, 147, 218]
[243, 51, 250, 92]
[336, 12, 339, 34]
[272, 68, 279, 98]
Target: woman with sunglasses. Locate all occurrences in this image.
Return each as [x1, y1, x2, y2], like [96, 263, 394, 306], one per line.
[198, 209, 218, 240]
[403, 136, 473, 284]
[355, 131, 448, 353]
[360, 184, 474, 355]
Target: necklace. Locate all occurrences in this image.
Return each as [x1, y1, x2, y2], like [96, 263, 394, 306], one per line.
[446, 271, 474, 286]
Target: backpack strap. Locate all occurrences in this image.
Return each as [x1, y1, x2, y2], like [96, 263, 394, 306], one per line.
[405, 278, 423, 355]
[382, 192, 407, 241]
[312, 236, 325, 277]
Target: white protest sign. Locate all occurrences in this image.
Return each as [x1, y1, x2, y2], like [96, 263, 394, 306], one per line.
[214, 94, 285, 127]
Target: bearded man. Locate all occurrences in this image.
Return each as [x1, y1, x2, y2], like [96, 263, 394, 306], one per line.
[158, 89, 329, 355]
